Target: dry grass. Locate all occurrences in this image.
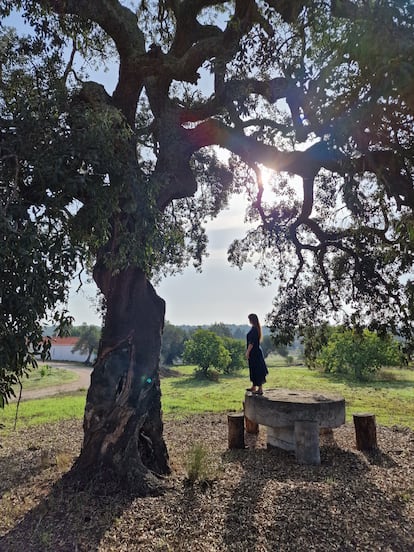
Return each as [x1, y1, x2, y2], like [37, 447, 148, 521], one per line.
[0, 415, 413, 551]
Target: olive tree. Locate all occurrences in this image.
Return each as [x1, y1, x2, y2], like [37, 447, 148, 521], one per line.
[183, 329, 231, 375]
[71, 324, 101, 365]
[2, 0, 414, 494]
[317, 328, 403, 380]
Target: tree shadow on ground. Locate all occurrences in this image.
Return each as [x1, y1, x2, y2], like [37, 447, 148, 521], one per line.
[2, 415, 411, 552]
[361, 446, 399, 468]
[0, 448, 47, 496]
[168, 375, 219, 389]
[221, 435, 413, 551]
[0, 469, 135, 552]
[320, 370, 414, 391]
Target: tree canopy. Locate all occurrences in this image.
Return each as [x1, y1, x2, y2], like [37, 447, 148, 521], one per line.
[160, 321, 187, 365]
[71, 324, 101, 365]
[316, 327, 403, 380]
[2, 0, 414, 491]
[183, 329, 231, 375]
[2, 0, 414, 376]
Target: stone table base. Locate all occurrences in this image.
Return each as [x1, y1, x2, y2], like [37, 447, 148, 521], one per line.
[244, 388, 345, 465]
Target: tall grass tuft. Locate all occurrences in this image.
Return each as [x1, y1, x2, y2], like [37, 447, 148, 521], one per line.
[185, 443, 216, 486]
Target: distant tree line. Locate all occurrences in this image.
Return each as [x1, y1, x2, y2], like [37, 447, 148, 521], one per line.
[44, 321, 291, 370]
[53, 320, 403, 381]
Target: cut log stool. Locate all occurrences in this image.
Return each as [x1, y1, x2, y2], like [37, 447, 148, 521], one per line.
[227, 413, 245, 449]
[353, 413, 377, 451]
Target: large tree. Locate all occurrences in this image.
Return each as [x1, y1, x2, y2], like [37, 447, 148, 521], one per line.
[160, 322, 187, 365]
[1, 0, 414, 494]
[71, 324, 101, 365]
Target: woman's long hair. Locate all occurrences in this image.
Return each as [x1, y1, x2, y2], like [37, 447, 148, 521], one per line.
[248, 313, 262, 341]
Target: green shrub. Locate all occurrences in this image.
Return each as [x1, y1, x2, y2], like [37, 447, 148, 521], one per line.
[183, 329, 231, 376]
[194, 367, 220, 381]
[317, 328, 403, 380]
[221, 337, 245, 374]
[39, 365, 52, 378]
[185, 443, 215, 486]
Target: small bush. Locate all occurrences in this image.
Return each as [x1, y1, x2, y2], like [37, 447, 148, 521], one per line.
[206, 368, 220, 382]
[39, 365, 52, 378]
[185, 443, 215, 486]
[221, 337, 245, 374]
[183, 330, 231, 376]
[285, 355, 294, 366]
[193, 367, 220, 381]
[317, 328, 403, 381]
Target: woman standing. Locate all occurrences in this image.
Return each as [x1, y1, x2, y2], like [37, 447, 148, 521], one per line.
[246, 313, 268, 395]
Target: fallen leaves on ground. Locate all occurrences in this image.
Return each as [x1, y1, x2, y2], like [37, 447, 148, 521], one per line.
[0, 415, 413, 551]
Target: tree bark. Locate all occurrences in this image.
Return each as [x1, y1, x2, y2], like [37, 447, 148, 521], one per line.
[73, 265, 170, 495]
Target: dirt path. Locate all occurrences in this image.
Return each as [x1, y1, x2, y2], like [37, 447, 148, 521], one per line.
[16, 362, 92, 401]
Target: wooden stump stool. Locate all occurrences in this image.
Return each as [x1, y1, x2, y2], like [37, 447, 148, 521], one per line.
[353, 413, 377, 451]
[228, 413, 245, 449]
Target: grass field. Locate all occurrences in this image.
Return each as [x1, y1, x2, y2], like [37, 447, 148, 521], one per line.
[16, 365, 78, 390]
[1, 357, 413, 431]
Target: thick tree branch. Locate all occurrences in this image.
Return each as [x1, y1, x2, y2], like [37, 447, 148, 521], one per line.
[352, 151, 414, 209]
[36, 0, 147, 123]
[178, 76, 303, 133]
[39, 0, 145, 58]
[185, 119, 344, 178]
[169, 0, 225, 56]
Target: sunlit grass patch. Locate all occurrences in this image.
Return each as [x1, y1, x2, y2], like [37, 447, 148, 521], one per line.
[15, 365, 78, 392]
[162, 362, 414, 428]
[0, 393, 86, 432]
[1, 361, 413, 431]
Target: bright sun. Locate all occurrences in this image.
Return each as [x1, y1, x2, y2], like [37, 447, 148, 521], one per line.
[258, 164, 303, 203]
[258, 165, 275, 202]
[260, 165, 273, 188]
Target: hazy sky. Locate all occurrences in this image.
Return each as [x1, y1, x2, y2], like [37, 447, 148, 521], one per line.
[68, 195, 277, 327]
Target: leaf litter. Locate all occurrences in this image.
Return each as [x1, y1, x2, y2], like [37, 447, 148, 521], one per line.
[0, 415, 413, 551]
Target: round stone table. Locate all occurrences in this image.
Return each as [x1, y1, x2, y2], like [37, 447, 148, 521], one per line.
[244, 388, 345, 465]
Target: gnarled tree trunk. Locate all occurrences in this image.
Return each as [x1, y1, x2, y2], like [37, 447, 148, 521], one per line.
[73, 265, 170, 494]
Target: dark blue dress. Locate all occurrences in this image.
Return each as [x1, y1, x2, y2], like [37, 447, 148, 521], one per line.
[247, 327, 268, 386]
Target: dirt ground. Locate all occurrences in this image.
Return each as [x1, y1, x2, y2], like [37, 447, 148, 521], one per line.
[0, 413, 413, 552]
[15, 362, 92, 401]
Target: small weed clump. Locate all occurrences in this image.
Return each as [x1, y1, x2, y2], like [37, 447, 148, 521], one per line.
[56, 452, 74, 472]
[39, 365, 52, 378]
[185, 443, 217, 488]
